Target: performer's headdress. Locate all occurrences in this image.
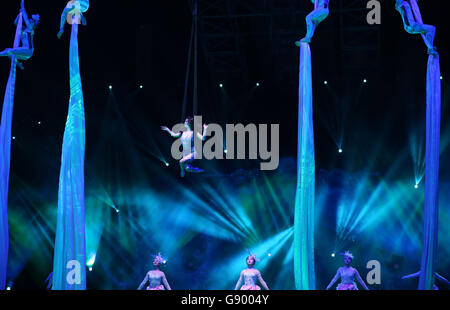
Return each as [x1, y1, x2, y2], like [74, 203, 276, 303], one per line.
[152, 252, 166, 264]
[246, 249, 260, 262]
[340, 251, 354, 259]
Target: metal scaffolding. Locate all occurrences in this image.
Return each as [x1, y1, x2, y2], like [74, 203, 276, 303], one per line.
[192, 0, 381, 88]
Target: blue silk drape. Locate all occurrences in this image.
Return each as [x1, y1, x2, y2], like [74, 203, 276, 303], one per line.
[52, 22, 86, 290]
[294, 42, 316, 290]
[407, 0, 441, 290]
[0, 13, 23, 290]
[419, 53, 441, 290]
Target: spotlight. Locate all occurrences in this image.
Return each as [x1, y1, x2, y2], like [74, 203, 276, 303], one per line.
[12, 136, 15, 140]
[414, 184, 419, 189]
[38, 121, 41, 125]
[338, 148, 343, 153]
[87, 253, 96, 267]
[89, 267, 93, 272]
[363, 79, 367, 83]
[440, 76, 443, 80]
[219, 83, 223, 88]
[256, 82, 260, 87]
[6, 286, 11, 290]
[163, 260, 167, 264]
[268, 253, 271, 257]
[331, 253, 335, 257]
[324, 81, 328, 85]
[140, 85, 143, 89]
[108, 85, 112, 90]
[116, 209, 120, 213]
[224, 149, 228, 154]
[165, 162, 169, 167]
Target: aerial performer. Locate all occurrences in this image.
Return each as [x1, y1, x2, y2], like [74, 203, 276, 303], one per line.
[0, 0, 40, 70]
[57, 0, 87, 39]
[137, 253, 172, 290]
[395, 0, 437, 55]
[402, 270, 450, 290]
[0, 0, 39, 290]
[52, 0, 89, 290]
[161, 117, 208, 177]
[234, 252, 270, 290]
[326, 251, 369, 290]
[295, 0, 329, 45]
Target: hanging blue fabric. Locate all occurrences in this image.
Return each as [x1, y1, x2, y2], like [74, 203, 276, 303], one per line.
[419, 51, 441, 290]
[52, 1, 89, 289]
[294, 42, 316, 290]
[294, 0, 329, 290]
[395, 0, 441, 290]
[0, 12, 23, 290]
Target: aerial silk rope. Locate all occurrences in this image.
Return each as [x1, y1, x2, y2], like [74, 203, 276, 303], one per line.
[398, 0, 441, 290]
[419, 51, 440, 290]
[294, 0, 329, 290]
[294, 42, 316, 290]
[193, 0, 199, 116]
[181, 3, 196, 122]
[52, 0, 89, 290]
[0, 12, 23, 290]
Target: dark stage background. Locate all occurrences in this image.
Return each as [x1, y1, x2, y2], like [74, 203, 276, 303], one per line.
[0, 0, 449, 290]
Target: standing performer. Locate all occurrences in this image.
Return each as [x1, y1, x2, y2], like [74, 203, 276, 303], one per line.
[402, 270, 449, 290]
[0, 0, 40, 70]
[295, 0, 329, 45]
[234, 252, 270, 290]
[161, 117, 208, 177]
[138, 253, 172, 290]
[326, 251, 369, 290]
[395, 0, 437, 55]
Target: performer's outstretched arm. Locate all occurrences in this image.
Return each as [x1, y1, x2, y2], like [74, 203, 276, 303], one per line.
[196, 124, 208, 141]
[161, 272, 172, 290]
[326, 268, 340, 290]
[257, 271, 270, 290]
[161, 126, 181, 138]
[234, 271, 244, 290]
[435, 273, 450, 285]
[57, 7, 70, 38]
[137, 272, 149, 290]
[401, 271, 421, 280]
[355, 269, 369, 290]
[19, 0, 32, 29]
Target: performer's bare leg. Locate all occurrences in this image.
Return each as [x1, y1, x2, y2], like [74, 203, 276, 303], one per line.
[297, 8, 329, 45]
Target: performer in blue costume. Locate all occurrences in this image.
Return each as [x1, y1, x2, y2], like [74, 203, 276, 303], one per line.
[161, 117, 208, 177]
[295, 0, 329, 45]
[57, 0, 87, 39]
[395, 0, 437, 55]
[0, 0, 39, 70]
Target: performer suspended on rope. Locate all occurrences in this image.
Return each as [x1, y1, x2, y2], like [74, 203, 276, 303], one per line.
[137, 253, 172, 290]
[395, 0, 437, 55]
[57, 0, 87, 39]
[326, 251, 369, 290]
[234, 251, 269, 290]
[161, 117, 208, 177]
[0, 0, 39, 70]
[402, 270, 450, 290]
[295, 0, 329, 45]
